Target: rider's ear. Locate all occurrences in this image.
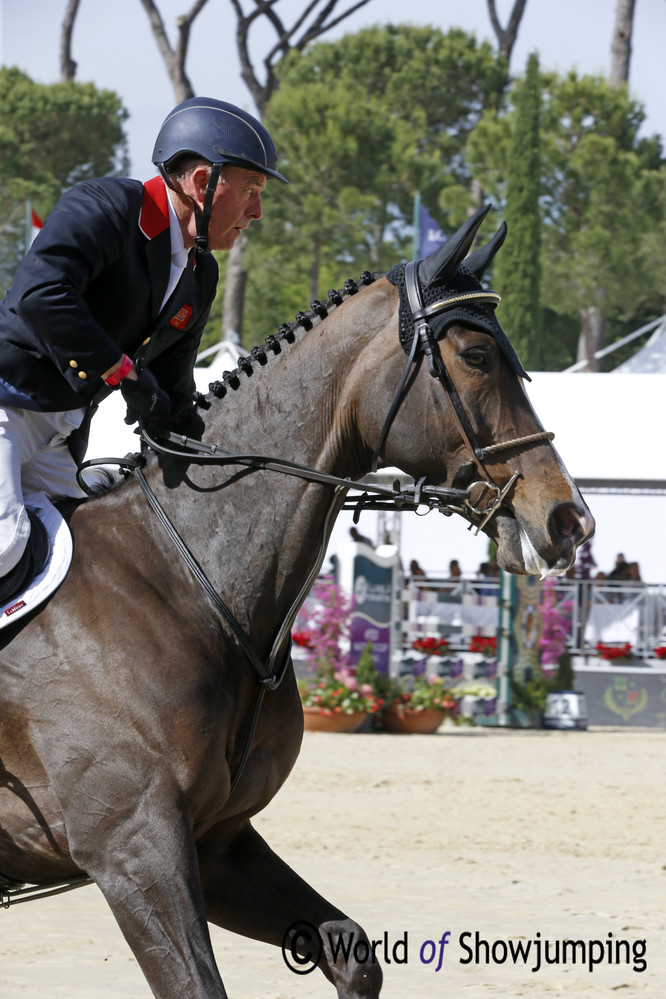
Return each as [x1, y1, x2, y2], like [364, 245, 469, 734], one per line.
[189, 165, 213, 209]
[418, 204, 492, 287]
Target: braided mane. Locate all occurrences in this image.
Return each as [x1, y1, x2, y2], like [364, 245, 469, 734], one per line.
[202, 270, 377, 403]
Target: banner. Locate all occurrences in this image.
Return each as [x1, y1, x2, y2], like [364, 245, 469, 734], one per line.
[337, 542, 400, 674]
[418, 203, 447, 258]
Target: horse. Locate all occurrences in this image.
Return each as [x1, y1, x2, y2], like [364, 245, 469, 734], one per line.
[0, 207, 593, 998]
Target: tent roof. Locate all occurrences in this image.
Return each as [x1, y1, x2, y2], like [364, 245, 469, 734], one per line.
[524, 371, 666, 491]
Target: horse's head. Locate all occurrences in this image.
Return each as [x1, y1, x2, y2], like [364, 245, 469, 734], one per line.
[360, 205, 594, 578]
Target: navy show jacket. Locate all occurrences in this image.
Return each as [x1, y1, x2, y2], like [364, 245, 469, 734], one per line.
[0, 175, 218, 420]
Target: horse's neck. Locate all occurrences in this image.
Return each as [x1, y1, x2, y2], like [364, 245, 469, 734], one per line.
[164, 283, 394, 643]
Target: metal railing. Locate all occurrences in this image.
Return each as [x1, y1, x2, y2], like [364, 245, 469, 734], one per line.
[401, 575, 666, 664]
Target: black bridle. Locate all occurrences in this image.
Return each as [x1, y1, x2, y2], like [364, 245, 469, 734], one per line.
[372, 259, 554, 535]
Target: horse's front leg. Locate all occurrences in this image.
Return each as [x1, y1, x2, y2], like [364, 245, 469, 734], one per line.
[58, 774, 228, 999]
[198, 820, 383, 998]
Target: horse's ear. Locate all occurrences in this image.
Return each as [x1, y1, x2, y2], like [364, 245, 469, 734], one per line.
[418, 204, 492, 288]
[464, 221, 508, 280]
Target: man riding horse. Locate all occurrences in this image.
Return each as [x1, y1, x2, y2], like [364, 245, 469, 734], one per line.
[0, 97, 287, 607]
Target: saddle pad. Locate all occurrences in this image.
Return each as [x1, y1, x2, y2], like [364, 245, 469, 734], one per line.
[0, 492, 73, 629]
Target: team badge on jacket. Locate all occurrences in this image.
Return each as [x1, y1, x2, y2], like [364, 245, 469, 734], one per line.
[170, 305, 193, 330]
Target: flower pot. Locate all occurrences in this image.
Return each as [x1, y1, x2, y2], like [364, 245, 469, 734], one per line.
[302, 707, 368, 733]
[382, 707, 446, 734]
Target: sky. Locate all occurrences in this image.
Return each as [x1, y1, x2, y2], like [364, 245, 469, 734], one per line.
[2, 0, 665, 177]
[2, 0, 666, 582]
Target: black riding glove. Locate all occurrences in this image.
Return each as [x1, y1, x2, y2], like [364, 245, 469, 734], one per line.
[169, 398, 205, 441]
[158, 397, 206, 489]
[121, 368, 171, 437]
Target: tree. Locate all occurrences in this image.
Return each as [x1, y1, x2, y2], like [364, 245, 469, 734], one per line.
[486, 0, 529, 66]
[609, 0, 636, 87]
[467, 68, 665, 370]
[492, 52, 542, 370]
[238, 25, 508, 340]
[0, 68, 128, 295]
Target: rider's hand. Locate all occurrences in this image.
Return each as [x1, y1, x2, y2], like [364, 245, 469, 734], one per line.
[121, 368, 171, 437]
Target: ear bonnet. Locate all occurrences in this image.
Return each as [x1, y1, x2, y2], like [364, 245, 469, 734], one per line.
[386, 204, 529, 380]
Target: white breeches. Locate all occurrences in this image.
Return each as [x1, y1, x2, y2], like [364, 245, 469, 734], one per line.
[0, 406, 86, 574]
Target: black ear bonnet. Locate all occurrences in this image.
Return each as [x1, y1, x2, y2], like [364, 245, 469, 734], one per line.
[386, 208, 529, 381]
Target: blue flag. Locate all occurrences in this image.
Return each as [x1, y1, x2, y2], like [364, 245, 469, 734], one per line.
[419, 204, 447, 258]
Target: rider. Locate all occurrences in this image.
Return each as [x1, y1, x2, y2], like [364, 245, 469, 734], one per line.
[0, 97, 288, 605]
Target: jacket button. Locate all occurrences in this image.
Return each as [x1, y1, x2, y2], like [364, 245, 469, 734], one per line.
[69, 359, 78, 368]
[78, 371, 87, 380]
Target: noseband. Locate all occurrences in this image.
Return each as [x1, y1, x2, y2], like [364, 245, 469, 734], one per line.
[371, 260, 554, 534]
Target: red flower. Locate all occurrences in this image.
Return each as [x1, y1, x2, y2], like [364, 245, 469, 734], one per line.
[469, 635, 497, 655]
[293, 630, 313, 648]
[595, 642, 632, 661]
[411, 636, 448, 656]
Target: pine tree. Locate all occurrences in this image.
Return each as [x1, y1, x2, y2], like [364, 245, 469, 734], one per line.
[494, 52, 542, 370]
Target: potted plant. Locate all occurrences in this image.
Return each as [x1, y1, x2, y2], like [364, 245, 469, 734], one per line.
[294, 580, 383, 732]
[298, 667, 382, 732]
[411, 635, 449, 659]
[381, 674, 459, 734]
[469, 635, 497, 658]
[595, 641, 633, 664]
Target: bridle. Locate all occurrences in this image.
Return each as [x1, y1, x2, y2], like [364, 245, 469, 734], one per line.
[371, 259, 554, 535]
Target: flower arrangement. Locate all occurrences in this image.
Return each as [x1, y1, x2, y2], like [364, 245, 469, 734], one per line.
[469, 635, 497, 656]
[411, 636, 448, 656]
[653, 646, 666, 660]
[448, 679, 498, 701]
[595, 641, 632, 661]
[294, 581, 385, 718]
[298, 667, 382, 716]
[539, 578, 571, 668]
[387, 674, 458, 718]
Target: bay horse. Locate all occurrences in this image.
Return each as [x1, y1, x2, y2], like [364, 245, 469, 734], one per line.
[0, 207, 593, 997]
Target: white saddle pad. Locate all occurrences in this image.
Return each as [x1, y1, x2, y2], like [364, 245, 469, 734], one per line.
[0, 491, 73, 629]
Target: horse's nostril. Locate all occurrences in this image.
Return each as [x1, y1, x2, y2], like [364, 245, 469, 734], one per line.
[550, 503, 594, 548]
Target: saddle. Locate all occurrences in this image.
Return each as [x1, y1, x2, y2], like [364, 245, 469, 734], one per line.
[0, 493, 73, 630]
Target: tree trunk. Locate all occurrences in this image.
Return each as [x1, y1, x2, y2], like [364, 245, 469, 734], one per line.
[222, 234, 248, 342]
[60, 0, 81, 80]
[577, 305, 606, 372]
[609, 0, 636, 86]
[486, 0, 529, 66]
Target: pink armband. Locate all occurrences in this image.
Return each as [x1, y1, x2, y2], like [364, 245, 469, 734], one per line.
[103, 354, 134, 386]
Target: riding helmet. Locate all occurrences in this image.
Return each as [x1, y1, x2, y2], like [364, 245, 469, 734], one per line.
[152, 97, 288, 183]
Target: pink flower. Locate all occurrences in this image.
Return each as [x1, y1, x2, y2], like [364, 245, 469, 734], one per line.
[360, 683, 373, 697]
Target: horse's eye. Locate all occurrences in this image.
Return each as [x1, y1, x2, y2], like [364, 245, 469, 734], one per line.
[463, 348, 487, 368]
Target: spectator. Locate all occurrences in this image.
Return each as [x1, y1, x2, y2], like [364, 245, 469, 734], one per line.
[409, 559, 426, 577]
[349, 527, 374, 548]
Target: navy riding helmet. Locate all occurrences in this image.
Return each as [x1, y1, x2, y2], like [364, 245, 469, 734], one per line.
[152, 97, 288, 252]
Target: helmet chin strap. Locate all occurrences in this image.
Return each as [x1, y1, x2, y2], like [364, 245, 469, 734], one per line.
[158, 162, 223, 255]
[194, 162, 222, 254]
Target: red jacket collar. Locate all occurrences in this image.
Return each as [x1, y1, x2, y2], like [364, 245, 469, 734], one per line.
[139, 176, 170, 240]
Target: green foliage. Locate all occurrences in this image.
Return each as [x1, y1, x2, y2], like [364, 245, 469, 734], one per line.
[493, 52, 542, 370]
[0, 67, 128, 295]
[237, 25, 507, 343]
[511, 652, 574, 714]
[468, 68, 666, 369]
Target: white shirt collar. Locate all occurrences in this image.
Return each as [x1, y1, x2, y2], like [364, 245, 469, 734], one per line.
[165, 186, 189, 268]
